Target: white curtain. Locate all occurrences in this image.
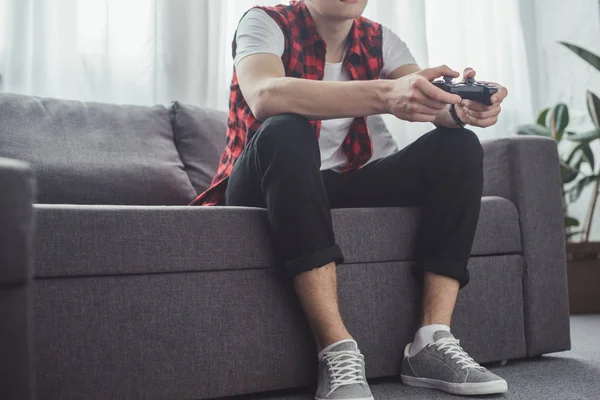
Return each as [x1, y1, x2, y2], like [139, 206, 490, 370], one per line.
[0, 0, 533, 145]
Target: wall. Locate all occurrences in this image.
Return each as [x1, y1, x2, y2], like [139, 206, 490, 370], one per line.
[528, 0, 600, 116]
[523, 0, 600, 239]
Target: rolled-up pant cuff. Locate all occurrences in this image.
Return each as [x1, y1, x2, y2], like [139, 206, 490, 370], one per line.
[285, 244, 345, 279]
[413, 256, 470, 288]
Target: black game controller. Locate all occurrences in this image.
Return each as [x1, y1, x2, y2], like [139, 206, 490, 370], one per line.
[433, 76, 498, 106]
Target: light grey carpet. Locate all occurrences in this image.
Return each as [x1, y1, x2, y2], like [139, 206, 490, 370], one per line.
[233, 315, 600, 400]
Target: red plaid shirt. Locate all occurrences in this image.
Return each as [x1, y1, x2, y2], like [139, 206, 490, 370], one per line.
[191, 0, 383, 206]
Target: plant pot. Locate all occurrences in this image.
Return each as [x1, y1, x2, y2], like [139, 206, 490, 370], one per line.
[566, 242, 600, 314]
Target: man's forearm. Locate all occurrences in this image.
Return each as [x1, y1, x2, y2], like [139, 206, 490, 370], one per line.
[252, 77, 392, 121]
[433, 105, 462, 129]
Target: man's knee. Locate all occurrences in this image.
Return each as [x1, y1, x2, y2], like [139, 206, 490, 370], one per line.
[431, 127, 483, 167]
[254, 113, 318, 155]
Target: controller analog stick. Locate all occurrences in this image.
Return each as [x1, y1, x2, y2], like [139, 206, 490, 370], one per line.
[443, 76, 453, 83]
[466, 77, 475, 84]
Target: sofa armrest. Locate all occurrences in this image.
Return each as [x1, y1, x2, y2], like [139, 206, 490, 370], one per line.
[0, 157, 36, 400]
[0, 157, 35, 283]
[481, 137, 570, 356]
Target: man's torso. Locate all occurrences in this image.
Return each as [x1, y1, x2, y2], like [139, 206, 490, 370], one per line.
[234, 8, 416, 171]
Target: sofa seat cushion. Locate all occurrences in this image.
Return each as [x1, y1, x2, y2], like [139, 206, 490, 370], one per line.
[0, 93, 196, 205]
[33, 196, 520, 277]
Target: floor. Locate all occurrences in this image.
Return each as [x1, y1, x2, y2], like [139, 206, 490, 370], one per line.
[234, 315, 600, 400]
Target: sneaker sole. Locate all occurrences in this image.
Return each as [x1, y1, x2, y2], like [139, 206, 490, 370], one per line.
[401, 374, 508, 395]
[315, 397, 374, 400]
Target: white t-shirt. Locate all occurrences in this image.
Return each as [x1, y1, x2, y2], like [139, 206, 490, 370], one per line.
[235, 8, 417, 171]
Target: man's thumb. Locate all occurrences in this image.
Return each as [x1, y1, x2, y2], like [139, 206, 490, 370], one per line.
[419, 65, 460, 82]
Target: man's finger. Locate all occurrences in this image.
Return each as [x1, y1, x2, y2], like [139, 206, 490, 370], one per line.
[457, 104, 498, 127]
[470, 116, 499, 128]
[461, 100, 492, 111]
[463, 67, 476, 79]
[415, 79, 462, 104]
[455, 104, 475, 126]
[413, 91, 448, 111]
[464, 105, 501, 120]
[490, 86, 509, 104]
[409, 103, 442, 116]
[418, 64, 460, 82]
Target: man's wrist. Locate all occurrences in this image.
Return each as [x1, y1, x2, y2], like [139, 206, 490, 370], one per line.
[433, 104, 463, 128]
[449, 104, 466, 127]
[378, 80, 394, 115]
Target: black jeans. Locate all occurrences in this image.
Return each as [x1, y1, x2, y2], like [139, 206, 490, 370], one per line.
[225, 114, 483, 288]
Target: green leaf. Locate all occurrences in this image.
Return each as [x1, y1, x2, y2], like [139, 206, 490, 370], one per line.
[563, 142, 594, 184]
[566, 129, 600, 142]
[551, 103, 569, 142]
[561, 162, 579, 183]
[565, 216, 581, 227]
[560, 42, 600, 72]
[537, 108, 550, 127]
[587, 91, 600, 128]
[580, 142, 595, 172]
[565, 143, 595, 179]
[516, 124, 552, 137]
[568, 175, 600, 202]
[566, 230, 584, 239]
[566, 143, 583, 164]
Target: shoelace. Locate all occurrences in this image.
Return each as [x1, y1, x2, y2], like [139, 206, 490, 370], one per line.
[323, 350, 366, 395]
[428, 338, 487, 371]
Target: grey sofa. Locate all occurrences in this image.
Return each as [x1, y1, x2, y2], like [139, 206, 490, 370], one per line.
[0, 92, 571, 400]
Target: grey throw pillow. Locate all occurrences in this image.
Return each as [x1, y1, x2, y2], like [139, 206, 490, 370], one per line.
[169, 102, 228, 195]
[0, 93, 197, 205]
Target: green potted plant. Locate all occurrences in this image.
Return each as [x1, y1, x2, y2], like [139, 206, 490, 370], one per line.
[517, 42, 600, 314]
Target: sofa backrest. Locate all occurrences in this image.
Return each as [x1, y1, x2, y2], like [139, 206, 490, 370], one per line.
[0, 93, 199, 205]
[0, 92, 392, 205]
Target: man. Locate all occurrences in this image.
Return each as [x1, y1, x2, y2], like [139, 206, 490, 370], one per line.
[192, 0, 509, 399]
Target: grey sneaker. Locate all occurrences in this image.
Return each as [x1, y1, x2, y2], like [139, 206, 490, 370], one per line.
[401, 331, 508, 396]
[315, 340, 374, 400]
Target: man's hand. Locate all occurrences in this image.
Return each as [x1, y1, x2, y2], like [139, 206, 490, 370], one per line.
[386, 65, 462, 123]
[455, 67, 508, 128]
